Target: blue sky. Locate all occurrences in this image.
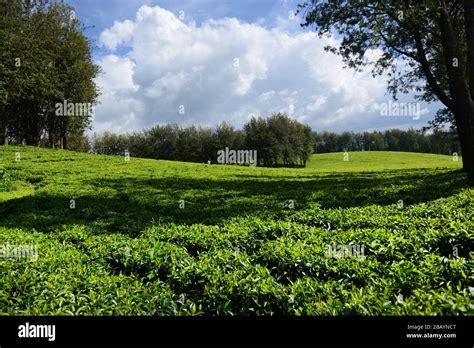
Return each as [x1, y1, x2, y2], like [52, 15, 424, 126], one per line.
[69, 0, 303, 52]
[65, 0, 441, 134]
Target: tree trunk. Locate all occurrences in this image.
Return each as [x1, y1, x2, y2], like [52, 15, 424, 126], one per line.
[50, 133, 55, 148]
[465, 0, 474, 100]
[36, 131, 41, 147]
[60, 136, 67, 149]
[1, 124, 8, 145]
[439, 4, 474, 180]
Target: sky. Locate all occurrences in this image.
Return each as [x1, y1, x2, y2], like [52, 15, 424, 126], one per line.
[67, 0, 441, 134]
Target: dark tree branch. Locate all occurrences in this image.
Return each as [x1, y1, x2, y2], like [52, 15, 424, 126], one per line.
[413, 30, 453, 108]
[464, 0, 474, 100]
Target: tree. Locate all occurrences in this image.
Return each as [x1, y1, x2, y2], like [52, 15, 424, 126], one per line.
[68, 133, 91, 153]
[338, 131, 356, 151]
[244, 116, 276, 166]
[267, 113, 293, 165]
[291, 120, 313, 166]
[244, 113, 313, 166]
[298, 0, 474, 180]
[0, 0, 99, 148]
[215, 122, 239, 153]
[362, 131, 384, 151]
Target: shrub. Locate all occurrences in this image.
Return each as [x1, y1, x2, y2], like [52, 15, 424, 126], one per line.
[0, 166, 12, 192]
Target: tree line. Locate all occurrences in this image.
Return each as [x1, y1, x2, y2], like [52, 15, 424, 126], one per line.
[313, 129, 460, 155]
[68, 119, 459, 167]
[72, 113, 314, 167]
[0, 0, 99, 148]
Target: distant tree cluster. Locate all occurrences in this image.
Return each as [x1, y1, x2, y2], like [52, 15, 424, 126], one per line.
[87, 113, 314, 167]
[244, 113, 313, 166]
[0, 0, 99, 148]
[313, 129, 460, 155]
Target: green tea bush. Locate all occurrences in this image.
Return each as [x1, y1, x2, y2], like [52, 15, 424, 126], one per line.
[0, 146, 472, 315]
[0, 165, 12, 191]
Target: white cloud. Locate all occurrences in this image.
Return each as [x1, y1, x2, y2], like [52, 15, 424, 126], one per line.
[306, 95, 328, 113]
[93, 5, 434, 134]
[99, 20, 135, 51]
[96, 55, 138, 92]
[258, 90, 275, 101]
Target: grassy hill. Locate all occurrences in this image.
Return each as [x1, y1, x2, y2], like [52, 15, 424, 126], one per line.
[305, 151, 463, 172]
[0, 146, 472, 315]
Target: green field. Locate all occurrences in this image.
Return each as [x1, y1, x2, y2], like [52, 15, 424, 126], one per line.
[0, 146, 472, 315]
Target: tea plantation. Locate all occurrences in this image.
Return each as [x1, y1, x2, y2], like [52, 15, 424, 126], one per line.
[0, 146, 472, 315]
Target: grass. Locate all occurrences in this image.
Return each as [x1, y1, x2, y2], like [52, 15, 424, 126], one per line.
[0, 146, 472, 315]
[305, 151, 463, 172]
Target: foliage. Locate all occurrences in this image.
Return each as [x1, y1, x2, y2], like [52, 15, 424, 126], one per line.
[313, 129, 460, 154]
[245, 113, 313, 166]
[297, 0, 464, 110]
[0, 0, 100, 148]
[0, 164, 11, 191]
[0, 146, 471, 315]
[91, 114, 314, 167]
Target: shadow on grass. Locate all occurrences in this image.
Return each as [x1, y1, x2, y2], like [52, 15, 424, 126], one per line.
[0, 168, 469, 235]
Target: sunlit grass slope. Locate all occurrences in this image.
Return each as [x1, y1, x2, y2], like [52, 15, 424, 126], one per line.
[306, 151, 462, 172]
